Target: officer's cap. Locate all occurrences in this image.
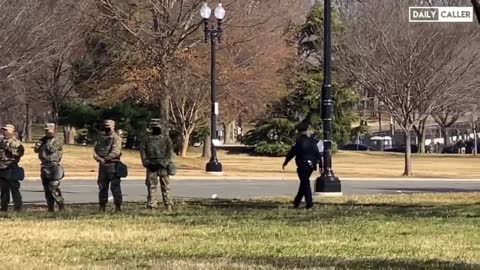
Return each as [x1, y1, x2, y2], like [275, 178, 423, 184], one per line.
[296, 121, 309, 132]
[103, 119, 115, 128]
[1, 124, 15, 132]
[44, 123, 55, 131]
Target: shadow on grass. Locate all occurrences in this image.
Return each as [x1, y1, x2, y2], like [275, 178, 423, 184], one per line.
[368, 187, 480, 193]
[6, 197, 478, 225]
[166, 255, 480, 270]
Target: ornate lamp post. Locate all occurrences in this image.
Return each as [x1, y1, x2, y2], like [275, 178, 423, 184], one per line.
[200, 2, 225, 175]
[315, 0, 342, 196]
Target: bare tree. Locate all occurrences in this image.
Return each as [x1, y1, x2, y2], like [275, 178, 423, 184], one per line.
[29, 1, 87, 129]
[169, 56, 209, 157]
[217, 0, 305, 144]
[339, 0, 480, 175]
[0, 0, 76, 85]
[89, 0, 204, 127]
[432, 106, 465, 146]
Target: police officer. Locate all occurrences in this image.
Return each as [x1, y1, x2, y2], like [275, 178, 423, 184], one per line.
[0, 124, 25, 212]
[34, 123, 65, 212]
[282, 121, 322, 209]
[93, 120, 124, 212]
[140, 119, 175, 212]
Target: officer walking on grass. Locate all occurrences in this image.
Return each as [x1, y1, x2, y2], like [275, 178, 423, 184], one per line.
[0, 124, 25, 212]
[140, 119, 175, 212]
[282, 121, 322, 209]
[93, 120, 125, 212]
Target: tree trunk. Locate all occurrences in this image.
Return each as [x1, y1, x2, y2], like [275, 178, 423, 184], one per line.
[202, 135, 211, 158]
[413, 118, 427, 153]
[420, 130, 426, 153]
[180, 135, 190, 157]
[24, 103, 32, 143]
[63, 125, 76, 145]
[52, 104, 59, 131]
[390, 116, 395, 136]
[179, 128, 194, 157]
[224, 121, 235, 145]
[160, 95, 170, 129]
[441, 127, 449, 146]
[378, 112, 382, 132]
[403, 131, 412, 176]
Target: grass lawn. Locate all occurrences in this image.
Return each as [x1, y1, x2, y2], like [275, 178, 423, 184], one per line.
[0, 193, 479, 269]
[19, 144, 480, 179]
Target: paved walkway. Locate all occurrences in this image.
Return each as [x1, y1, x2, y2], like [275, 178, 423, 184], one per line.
[19, 179, 480, 204]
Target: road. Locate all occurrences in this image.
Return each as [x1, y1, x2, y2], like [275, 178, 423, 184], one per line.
[18, 179, 480, 204]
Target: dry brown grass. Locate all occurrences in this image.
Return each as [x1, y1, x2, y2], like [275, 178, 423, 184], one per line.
[19, 144, 480, 179]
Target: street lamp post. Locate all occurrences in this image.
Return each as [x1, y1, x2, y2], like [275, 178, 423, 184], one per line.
[201, 2, 225, 175]
[315, 0, 342, 196]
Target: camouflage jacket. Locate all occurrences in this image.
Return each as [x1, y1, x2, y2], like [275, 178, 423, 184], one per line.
[34, 136, 63, 166]
[94, 132, 123, 162]
[140, 134, 173, 167]
[0, 137, 25, 169]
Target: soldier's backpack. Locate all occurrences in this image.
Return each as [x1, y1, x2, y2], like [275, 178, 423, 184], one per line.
[145, 135, 167, 165]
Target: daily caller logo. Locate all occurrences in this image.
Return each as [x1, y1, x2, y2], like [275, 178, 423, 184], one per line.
[409, 7, 474, 22]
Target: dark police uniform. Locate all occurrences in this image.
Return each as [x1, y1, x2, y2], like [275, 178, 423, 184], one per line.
[283, 133, 322, 209]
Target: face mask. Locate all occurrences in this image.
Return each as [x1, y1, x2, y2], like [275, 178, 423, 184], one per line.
[2, 130, 12, 139]
[152, 127, 161, 135]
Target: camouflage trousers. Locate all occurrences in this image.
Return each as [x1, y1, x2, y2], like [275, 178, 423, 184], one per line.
[145, 169, 172, 208]
[41, 178, 64, 209]
[98, 163, 122, 206]
[0, 169, 22, 211]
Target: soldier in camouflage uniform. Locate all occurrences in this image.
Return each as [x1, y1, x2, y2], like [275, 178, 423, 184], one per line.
[34, 123, 65, 212]
[93, 120, 123, 212]
[0, 124, 25, 212]
[140, 119, 174, 211]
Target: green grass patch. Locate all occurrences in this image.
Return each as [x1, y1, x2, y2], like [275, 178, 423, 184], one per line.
[0, 193, 479, 269]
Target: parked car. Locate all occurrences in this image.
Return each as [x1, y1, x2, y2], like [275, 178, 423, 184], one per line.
[340, 144, 371, 151]
[384, 144, 419, 153]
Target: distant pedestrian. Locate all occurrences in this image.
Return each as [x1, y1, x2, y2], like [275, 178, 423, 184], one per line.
[282, 121, 322, 209]
[457, 139, 466, 154]
[429, 141, 435, 154]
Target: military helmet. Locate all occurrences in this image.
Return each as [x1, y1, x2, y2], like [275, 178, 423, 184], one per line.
[44, 123, 55, 131]
[149, 118, 161, 128]
[103, 119, 115, 128]
[1, 124, 15, 132]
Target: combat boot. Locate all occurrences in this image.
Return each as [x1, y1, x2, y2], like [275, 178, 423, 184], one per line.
[99, 204, 106, 212]
[47, 205, 55, 212]
[146, 202, 158, 209]
[115, 204, 121, 212]
[58, 203, 65, 211]
[13, 207, 21, 212]
[0, 206, 7, 212]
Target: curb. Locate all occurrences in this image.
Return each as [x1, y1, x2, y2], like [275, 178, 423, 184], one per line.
[22, 176, 480, 182]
